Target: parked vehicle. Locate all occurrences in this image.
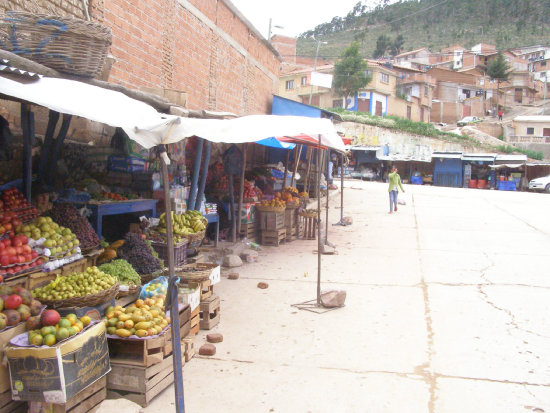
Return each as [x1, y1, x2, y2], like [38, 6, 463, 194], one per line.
[457, 116, 482, 127]
[528, 175, 550, 193]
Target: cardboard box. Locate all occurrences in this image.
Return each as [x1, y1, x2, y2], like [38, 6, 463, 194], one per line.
[7, 322, 110, 403]
[0, 323, 27, 394]
[56, 299, 115, 320]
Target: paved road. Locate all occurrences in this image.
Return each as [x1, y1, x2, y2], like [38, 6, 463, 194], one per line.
[145, 181, 550, 413]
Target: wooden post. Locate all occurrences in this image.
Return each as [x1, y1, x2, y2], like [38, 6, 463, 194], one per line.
[196, 140, 211, 212]
[291, 144, 303, 188]
[188, 138, 204, 211]
[237, 143, 247, 237]
[21, 104, 34, 201]
[304, 147, 313, 194]
[316, 139, 322, 306]
[228, 174, 236, 243]
[47, 113, 72, 186]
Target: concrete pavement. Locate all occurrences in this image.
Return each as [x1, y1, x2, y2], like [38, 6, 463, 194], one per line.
[142, 181, 550, 413]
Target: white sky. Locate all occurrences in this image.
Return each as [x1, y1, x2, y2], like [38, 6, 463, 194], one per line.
[230, 0, 379, 39]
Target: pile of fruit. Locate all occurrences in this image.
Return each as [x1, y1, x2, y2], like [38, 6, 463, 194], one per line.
[259, 199, 286, 209]
[140, 280, 167, 298]
[47, 203, 99, 250]
[156, 210, 206, 238]
[0, 286, 43, 330]
[98, 259, 141, 287]
[242, 181, 262, 200]
[118, 233, 162, 275]
[16, 216, 80, 260]
[32, 267, 117, 302]
[0, 235, 42, 276]
[27, 309, 91, 346]
[0, 188, 39, 229]
[105, 296, 169, 338]
[278, 190, 299, 204]
[298, 191, 309, 198]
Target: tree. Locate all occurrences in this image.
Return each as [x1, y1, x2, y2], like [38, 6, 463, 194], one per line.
[373, 34, 391, 58]
[486, 53, 511, 109]
[390, 34, 405, 56]
[333, 42, 371, 109]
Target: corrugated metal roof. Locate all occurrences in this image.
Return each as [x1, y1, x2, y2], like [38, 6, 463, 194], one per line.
[462, 153, 496, 162]
[431, 152, 462, 159]
[495, 154, 527, 162]
[513, 116, 550, 122]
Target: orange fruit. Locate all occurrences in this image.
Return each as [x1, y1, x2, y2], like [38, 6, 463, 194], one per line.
[80, 316, 91, 327]
[43, 334, 56, 346]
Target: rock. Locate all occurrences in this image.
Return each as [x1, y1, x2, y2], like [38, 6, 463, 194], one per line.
[207, 333, 223, 343]
[199, 343, 216, 356]
[343, 216, 353, 225]
[228, 272, 240, 280]
[320, 244, 336, 255]
[257, 282, 269, 289]
[223, 254, 243, 268]
[240, 249, 259, 263]
[320, 290, 346, 308]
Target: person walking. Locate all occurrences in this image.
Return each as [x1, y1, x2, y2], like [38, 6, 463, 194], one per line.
[388, 166, 404, 214]
[498, 109, 503, 121]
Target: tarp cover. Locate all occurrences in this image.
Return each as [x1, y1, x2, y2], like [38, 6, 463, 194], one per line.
[0, 75, 344, 151]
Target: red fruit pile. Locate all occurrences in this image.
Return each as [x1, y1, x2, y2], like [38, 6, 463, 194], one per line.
[0, 235, 42, 276]
[0, 285, 43, 330]
[0, 188, 39, 235]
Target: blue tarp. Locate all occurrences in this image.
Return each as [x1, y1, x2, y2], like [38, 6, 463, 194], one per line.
[255, 137, 296, 150]
[272, 95, 323, 118]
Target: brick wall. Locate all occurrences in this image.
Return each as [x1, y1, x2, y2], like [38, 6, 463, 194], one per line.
[2, 0, 280, 115]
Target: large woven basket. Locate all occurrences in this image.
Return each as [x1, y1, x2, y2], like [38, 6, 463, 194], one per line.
[37, 282, 119, 309]
[256, 205, 286, 212]
[0, 12, 112, 78]
[176, 263, 217, 282]
[183, 230, 205, 257]
[116, 284, 141, 298]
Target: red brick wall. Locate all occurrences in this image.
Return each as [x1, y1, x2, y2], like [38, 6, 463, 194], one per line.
[3, 0, 280, 115]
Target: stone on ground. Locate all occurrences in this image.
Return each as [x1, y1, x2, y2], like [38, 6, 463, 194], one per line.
[228, 272, 240, 280]
[207, 333, 223, 343]
[223, 254, 243, 267]
[320, 290, 346, 308]
[199, 343, 216, 356]
[257, 282, 269, 289]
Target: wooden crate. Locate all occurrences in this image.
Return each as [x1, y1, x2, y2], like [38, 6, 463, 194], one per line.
[182, 337, 195, 362]
[27, 269, 61, 290]
[284, 208, 295, 227]
[0, 389, 25, 413]
[33, 376, 107, 413]
[107, 350, 181, 407]
[108, 305, 190, 367]
[260, 228, 286, 246]
[199, 294, 220, 330]
[239, 222, 257, 240]
[84, 247, 104, 268]
[189, 306, 200, 336]
[188, 279, 214, 301]
[299, 216, 317, 240]
[285, 226, 297, 242]
[0, 323, 27, 394]
[259, 211, 284, 231]
[60, 258, 88, 276]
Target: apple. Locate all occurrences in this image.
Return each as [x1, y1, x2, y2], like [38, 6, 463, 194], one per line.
[36, 259, 42, 265]
[9, 256, 17, 265]
[5, 247, 15, 256]
[0, 256, 9, 267]
[18, 235, 28, 245]
[7, 268, 14, 274]
[31, 251, 38, 259]
[24, 253, 31, 262]
[17, 255, 25, 264]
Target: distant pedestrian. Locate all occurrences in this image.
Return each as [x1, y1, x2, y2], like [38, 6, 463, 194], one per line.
[498, 109, 503, 121]
[388, 167, 404, 214]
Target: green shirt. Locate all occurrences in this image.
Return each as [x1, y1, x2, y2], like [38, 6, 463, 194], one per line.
[388, 171, 404, 192]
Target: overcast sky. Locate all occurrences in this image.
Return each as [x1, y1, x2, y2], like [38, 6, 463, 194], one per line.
[230, 0, 381, 39]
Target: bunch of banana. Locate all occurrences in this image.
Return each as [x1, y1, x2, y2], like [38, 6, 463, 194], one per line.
[158, 210, 206, 235]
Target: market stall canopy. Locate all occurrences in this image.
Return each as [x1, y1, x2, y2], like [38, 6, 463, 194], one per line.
[489, 164, 524, 169]
[255, 137, 296, 149]
[431, 151, 463, 159]
[0, 75, 344, 151]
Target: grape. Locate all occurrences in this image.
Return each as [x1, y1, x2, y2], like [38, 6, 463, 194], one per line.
[99, 259, 141, 286]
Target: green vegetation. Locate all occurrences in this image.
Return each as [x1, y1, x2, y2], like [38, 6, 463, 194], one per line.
[333, 42, 371, 105]
[297, 0, 550, 60]
[496, 145, 544, 160]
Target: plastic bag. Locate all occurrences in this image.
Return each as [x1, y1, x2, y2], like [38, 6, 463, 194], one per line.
[139, 276, 168, 299]
[397, 194, 406, 205]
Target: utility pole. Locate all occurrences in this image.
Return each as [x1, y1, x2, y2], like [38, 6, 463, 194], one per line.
[308, 40, 327, 105]
[267, 18, 284, 42]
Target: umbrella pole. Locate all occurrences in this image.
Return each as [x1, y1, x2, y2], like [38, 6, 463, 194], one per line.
[304, 147, 312, 194]
[291, 144, 303, 188]
[229, 174, 236, 243]
[188, 138, 204, 211]
[159, 145, 185, 413]
[237, 143, 247, 238]
[325, 149, 329, 244]
[283, 150, 289, 190]
[196, 141, 211, 213]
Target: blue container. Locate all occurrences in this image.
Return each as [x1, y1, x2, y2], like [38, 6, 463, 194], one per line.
[498, 180, 516, 191]
[410, 176, 423, 185]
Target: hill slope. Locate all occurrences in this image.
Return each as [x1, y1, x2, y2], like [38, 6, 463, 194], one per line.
[297, 0, 550, 60]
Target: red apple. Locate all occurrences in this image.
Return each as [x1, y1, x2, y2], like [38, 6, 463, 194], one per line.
[19, 235, 28, 245]
[17, 255, 25, 264]
[5, 247, 15, 256]
[30, 251, 38, 259]
[36, 259, 42, 265]
[24, 253, 31, 262]
[0, 255, 9, 267]
[7, 268, 14, 274]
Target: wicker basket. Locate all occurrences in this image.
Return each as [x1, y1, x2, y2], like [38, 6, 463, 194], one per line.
[116, 284, 141, 298]
[0, 12, 112, 78]
[298, 210, 319, 218]
[176, 263, 217, 282]
[140, 268, 166, 284]
[285, 202, 299, 209]
[37, 282, 119, 309]
[183, 230, 206, 257]
[150, 239, 188, 267]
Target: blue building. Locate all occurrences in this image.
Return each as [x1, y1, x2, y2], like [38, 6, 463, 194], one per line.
[432, 152, 463, 188]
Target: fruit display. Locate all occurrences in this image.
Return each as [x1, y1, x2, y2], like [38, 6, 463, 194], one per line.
[47, 203, 100, 250]
[27, 309, 92, 347]
[0, 188, 39, 224]
[278, 190, 299, 204]
[99, 259, 141, 287]
[242, 181, 262, 200]
[299, 191, 309, 198]
[32, 266, 117, 301]
[0, 286, 43, 331]
[259, 199, 286, 209]
[0, 235, 43, 276]
[105, 296, 169, 338]
[140, 279, 167, 298]
[158, 210, 206, 235]
[117, 232, 162, 275]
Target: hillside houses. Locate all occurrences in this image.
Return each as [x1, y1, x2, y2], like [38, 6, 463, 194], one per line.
[274, 37, 546, 125]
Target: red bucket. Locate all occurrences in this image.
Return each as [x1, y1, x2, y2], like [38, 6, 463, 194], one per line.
[468, 179, 478, 188]
[477, 179, 487, 189]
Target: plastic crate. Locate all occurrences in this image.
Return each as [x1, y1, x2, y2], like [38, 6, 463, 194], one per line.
[151, 241, 188, 266]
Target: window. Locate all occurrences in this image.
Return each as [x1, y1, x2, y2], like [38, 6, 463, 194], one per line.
[364, 70, 373, 78]
[406, 106, 412, 120]
[285, 80, 294, 90]
[424, 86, 429, 97]
[527, 127, 535, 135]
[332, 99, 343, 108]
[542, 61, 547, 67]
[301, 76, 307, 86]
[380, 73, 389, 83]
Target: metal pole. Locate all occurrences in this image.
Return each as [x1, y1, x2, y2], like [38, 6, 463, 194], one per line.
[309, 40, 322, 105]
[291, 144, 302, 188]
[325, 149, 329, 244]
[188, 138, 204, 211]
[267, 17, 272, 41]
[237, 143, 247, 237]
[229, 174, 236, 243]
[316, 138, 322, 306]
[304, 147, 312, 193]
[283, 150, 290, 190]
[159, 145, 185, 413]
[340, 153, 344, 222]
